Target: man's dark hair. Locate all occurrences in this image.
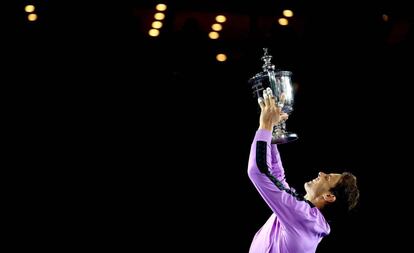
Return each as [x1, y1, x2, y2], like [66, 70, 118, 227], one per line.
[322, 172, 360, 222]
[331, 172, 360, 211]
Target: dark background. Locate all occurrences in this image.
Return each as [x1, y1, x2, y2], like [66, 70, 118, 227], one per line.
[9, 0, 412, 252]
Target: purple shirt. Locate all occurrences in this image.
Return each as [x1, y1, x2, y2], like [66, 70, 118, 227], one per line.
[248, 129, 330, 253]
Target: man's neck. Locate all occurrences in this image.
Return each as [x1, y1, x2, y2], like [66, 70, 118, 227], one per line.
[305, 194, 324, 209]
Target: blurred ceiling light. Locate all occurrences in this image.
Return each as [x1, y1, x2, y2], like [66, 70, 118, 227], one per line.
[28, 13, 37, 21]
[154, 13, 165, 20]
[216, 53, 227, 62]
[283, 10, 294, 17]
[283, 10, 293, 18]
[152, 21, 163, 29]
[209, 31, 220, 39]
[211, 23, 223, 31]
[278, 18, 288, 26]
[156, 4, 167, 11]
[149, 29, 160, 37]
[215, 15, 227, 23]
[25, 5, 35, 13]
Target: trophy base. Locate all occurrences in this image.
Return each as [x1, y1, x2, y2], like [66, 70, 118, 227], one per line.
[272, 132, 298, 144]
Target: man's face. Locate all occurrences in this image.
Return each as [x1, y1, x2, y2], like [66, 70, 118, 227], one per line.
[305, 172, 342, 198]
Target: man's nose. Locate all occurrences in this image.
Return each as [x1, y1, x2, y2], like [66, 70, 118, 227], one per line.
[318, 172, 325, 177]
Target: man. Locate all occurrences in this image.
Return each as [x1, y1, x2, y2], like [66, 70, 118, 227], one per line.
[248, 87, 359, 253]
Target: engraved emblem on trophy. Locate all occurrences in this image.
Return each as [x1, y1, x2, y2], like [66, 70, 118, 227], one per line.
[249, 48, 298, 144]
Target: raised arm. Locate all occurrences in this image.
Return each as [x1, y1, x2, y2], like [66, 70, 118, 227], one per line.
[247, 129, 314, 230]
[247, 88, 314, 230]
[247, 130, 288, 188]
[255, 87, 289, 187]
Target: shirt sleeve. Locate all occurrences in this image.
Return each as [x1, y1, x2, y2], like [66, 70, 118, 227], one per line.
[271, 143, 289, 188]
[247, 129, 317, 231]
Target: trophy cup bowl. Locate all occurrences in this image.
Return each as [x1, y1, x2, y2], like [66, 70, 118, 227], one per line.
[249, 48, 298, 144]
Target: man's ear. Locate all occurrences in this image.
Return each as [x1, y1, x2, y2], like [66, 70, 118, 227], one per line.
[323, 193, 336, 203]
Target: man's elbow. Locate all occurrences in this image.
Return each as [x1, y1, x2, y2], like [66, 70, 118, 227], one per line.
[247, 163, 261, 181]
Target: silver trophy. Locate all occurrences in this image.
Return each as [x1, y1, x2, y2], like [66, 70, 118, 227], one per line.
[249, 48, 298, 144]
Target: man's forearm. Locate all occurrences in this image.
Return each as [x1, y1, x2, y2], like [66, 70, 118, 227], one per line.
[259, 123, 273, 131]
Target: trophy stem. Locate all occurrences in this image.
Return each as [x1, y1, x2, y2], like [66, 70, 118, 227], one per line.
[271, 121, 298, 144]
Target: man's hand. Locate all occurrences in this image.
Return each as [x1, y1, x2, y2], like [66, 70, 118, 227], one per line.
[258, 88, 288, 131]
